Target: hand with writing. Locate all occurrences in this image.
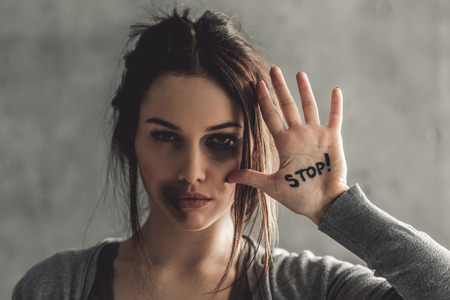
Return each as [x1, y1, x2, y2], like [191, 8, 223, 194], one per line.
[228, 66, 349, 225]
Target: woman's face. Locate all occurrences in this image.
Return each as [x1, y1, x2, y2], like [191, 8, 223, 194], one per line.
[135, 74, 244, 231]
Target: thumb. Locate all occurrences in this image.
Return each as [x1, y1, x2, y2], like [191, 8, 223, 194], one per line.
[228, 169, 270, 190]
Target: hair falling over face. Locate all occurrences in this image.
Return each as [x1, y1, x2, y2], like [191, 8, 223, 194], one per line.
[108, 5, 278, 297]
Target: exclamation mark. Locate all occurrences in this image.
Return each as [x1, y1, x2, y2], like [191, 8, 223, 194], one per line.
[325, 153, 331, 171]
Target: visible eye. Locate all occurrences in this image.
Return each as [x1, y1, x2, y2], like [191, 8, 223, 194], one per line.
[206, 134, 237, 149]
[150, 131, 179, 143]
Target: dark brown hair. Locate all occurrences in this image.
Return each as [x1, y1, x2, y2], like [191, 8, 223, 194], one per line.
[109, 6, 277, 296]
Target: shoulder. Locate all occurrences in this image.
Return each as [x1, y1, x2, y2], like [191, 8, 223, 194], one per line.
[269, 248, 375, 284]
[13, 239, 119, 300]
[247, 242, 391, 299]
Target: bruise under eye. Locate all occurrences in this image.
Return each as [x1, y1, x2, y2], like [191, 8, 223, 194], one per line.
[204, 134, 241, 161]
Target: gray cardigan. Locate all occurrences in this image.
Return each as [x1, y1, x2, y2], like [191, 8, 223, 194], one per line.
[13, 185, 450, 299]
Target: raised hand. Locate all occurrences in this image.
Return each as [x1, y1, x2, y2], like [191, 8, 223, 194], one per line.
[228, 66, 349, 225]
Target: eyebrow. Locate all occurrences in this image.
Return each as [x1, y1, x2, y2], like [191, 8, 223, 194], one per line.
[145, 118, 242, 132]
[145, 118, 180, 130]
[206, 122, 242, 132]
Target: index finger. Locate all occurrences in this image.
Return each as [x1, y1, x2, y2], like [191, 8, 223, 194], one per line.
[328, 87, 343, 129]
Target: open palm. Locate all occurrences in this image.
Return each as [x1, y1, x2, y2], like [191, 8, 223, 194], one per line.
[229, 66, 349, 225]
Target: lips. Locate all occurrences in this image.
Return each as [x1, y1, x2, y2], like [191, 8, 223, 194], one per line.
[176, 192, 212, 208]
[178, 192, 212, 200]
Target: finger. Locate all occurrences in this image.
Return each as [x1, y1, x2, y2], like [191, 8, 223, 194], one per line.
[227, 169, 271, 191]
[256, 80, 285, 135]
[296, 72, 320, 125]
[270, 66, 302, 127]
[328, 87, 343, 129]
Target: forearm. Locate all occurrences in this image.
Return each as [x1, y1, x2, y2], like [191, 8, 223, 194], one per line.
[319, 184, 450, 299]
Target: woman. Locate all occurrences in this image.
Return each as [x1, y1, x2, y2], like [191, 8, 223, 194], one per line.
[13, 7, 450, 300]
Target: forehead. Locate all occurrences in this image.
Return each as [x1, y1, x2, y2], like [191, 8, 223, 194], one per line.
[140, 74, 244, 129]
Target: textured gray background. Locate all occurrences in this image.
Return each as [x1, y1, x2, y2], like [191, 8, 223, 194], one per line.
[2, 0, 450, 297]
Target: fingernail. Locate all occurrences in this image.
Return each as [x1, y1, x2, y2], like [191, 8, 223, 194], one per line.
[270, 65, 281, 75]
[256, 80, 266, 90]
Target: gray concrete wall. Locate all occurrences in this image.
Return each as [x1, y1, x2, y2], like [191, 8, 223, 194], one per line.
[2, 0, 449, 297]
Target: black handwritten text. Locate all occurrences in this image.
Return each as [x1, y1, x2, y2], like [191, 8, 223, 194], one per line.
[284, 153, 331, 188]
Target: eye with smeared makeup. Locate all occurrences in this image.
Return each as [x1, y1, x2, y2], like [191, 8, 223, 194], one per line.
[205, 134, 239, 150]
[204, 133, 242, 161]
[149, 130, 241, 160]
[150, 130, 180, 143]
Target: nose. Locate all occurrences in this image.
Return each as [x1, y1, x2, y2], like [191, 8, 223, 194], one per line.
[177, 143, 206, 184]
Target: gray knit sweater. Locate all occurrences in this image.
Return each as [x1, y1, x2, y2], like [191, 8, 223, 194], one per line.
[12, 185, 450, 299]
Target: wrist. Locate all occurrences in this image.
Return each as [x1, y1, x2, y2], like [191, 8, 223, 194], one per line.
[311, 186, 349, 226]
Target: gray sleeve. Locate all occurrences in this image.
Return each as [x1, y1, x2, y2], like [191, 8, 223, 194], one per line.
[260, 248, 400, 300]
[319, 184, 450, 299]
[12, 245, 101, 300]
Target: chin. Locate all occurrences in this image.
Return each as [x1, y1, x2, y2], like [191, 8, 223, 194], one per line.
[171, 211, 218, 231]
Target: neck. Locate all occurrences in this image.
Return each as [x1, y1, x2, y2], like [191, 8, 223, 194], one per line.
[120, 209, 238, 274]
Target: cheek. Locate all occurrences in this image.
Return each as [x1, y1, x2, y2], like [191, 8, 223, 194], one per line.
[207, 147, 240, 162]
[210, 147, 242, 175]
[209, 156, 241, 197]
[139, 155, 177, 183]
[136, 147, 178, 193]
